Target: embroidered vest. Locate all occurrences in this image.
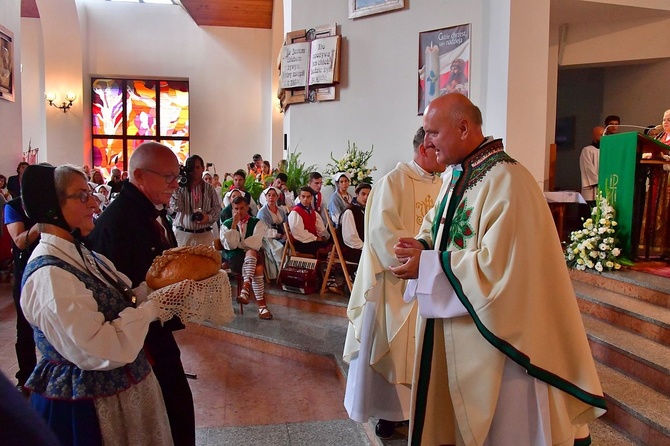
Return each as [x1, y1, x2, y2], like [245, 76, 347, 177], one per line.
[22, 255, 151, 400]
[293, 205, 318, 236]
[223, 217, 260, 257]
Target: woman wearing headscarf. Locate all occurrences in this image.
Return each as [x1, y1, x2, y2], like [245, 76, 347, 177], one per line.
[19, 164, 172, 446]
[327, 172, 353, 227]
[257, 186, 287, 280]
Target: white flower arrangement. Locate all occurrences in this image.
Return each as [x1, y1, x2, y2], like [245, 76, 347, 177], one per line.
[565, 192, 622, 272]
[324, 141, 377, 187]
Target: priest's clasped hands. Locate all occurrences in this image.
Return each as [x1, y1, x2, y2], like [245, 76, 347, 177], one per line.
[389, 237, 424, 279]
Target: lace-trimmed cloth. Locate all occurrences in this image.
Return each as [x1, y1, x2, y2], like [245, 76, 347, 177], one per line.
[149, 271, 234, 326]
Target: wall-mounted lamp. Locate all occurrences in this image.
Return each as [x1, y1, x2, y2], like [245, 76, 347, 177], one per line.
[45, 92, 76, 113]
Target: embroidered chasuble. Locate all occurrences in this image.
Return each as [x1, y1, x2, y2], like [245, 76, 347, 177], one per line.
[343, 160, 442, 422]
[409, 139, 606, 445]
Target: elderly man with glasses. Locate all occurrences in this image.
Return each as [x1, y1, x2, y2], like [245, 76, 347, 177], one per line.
[87, 142, 196, 446]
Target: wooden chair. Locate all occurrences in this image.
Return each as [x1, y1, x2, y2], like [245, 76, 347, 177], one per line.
[320, 215, 358, 295]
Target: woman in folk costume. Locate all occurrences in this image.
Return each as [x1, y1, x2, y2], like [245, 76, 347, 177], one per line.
[327, 172, 353, 227]
[257, 186, 287, 281]
[20, 164, 172, 446]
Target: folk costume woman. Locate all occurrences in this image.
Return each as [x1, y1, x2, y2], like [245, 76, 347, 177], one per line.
[327, 172, 353, 227]
[257, 186, 287, 280]
[20, 164, 172, 446]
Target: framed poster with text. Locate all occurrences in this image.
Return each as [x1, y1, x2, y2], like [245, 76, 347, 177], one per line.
[418, 23, 471, 115]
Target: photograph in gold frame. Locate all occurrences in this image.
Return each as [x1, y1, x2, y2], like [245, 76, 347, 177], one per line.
[0, 24, 14, 102]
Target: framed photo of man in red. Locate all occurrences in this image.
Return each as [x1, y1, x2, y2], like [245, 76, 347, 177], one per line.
[0, 24, 15, 103]
[418, 24, 471, 115]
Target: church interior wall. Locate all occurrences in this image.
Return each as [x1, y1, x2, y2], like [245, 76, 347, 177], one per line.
[0, 0, 23, 178]
[602, 58, 670, 130]
[555, 67, 605, 191]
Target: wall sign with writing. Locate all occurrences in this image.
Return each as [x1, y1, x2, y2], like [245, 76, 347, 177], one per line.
[277, 24, 341, 111]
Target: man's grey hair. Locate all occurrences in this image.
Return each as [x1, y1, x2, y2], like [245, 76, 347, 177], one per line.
[413, 127, 425, 153]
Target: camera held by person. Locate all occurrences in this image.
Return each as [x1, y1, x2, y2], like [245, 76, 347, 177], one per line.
[191, 207, 204, 222]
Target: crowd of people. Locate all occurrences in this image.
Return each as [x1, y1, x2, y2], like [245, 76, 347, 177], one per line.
[1, 93, 623, 445]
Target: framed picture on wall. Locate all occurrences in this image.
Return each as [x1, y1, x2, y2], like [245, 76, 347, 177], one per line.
[418, 23, 471, 115]
[349, 0, 404, 19]
[0, 24, 15, 102]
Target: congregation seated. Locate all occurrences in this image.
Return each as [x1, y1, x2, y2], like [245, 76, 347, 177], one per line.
[107, 167, 123, 193]
[203, 171, 223, 206]
[338, 182, 371, 263]
[220, 196, 273, 320]
[221, 188, 254, 223]
[257, 187, 287, 280]
[294, 172, 328, 224]
[259, 172, 293, 212]
[288, 186, 331, 256]
[225, 169, 258, 214]
[95, 184, 112, 210]
[328, 172, 353, 227]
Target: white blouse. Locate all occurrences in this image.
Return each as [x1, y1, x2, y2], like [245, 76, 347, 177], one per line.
[21, 233, 158, 371]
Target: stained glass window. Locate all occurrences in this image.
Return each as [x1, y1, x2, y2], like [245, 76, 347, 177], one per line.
[91, 78, 189, 173]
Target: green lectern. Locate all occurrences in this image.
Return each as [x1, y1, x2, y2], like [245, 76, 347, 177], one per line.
[599, 132, 670, 259]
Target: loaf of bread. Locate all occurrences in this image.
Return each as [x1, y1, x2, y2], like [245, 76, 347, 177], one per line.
[146, 245, 222, 289]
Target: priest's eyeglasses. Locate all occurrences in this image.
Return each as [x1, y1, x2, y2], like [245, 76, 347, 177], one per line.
[64, 191, 95, 203]
[142, 168, 182, 184]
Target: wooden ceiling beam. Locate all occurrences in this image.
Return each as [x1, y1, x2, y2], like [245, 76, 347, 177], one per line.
[180, 0, 273, 29]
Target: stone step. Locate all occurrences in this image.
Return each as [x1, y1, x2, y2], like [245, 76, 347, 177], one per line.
[231, 280, 349, 318]
[570, 269, 670, 309]
[583, 314, 670, 397]
[589, 418, 643, 445]
[363, 414, 640, 445]
[194, 292, 350, 379]
[596, 362, 670, 446]
[575, 281, 670, 344]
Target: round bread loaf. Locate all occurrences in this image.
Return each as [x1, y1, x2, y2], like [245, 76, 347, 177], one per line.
[146, 245, 222, 289]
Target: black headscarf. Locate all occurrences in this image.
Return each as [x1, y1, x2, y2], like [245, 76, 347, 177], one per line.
[21, 164, 71, 232]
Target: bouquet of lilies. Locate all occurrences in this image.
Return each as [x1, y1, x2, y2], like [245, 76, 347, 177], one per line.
[324, 141, 377, 187]
[565, 192, 622, 272]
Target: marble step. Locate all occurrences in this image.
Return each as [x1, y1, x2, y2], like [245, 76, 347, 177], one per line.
[596, 362, 670, 446]
[362, 416, 640, 445]
[193, 292, 350, 379]
[570, 269, 670, 309]
[231, 280, 349, 318]
[575, 280, 670, 344]
[583, 314, 670, 397]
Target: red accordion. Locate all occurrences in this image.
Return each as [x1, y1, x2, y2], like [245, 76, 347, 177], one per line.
[279, 256, 320, 294]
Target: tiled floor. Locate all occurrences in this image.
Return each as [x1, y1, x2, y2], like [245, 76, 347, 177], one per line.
[0, 281, 369, 445]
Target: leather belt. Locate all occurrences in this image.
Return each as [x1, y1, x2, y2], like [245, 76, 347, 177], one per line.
[176, 226, 212, 234]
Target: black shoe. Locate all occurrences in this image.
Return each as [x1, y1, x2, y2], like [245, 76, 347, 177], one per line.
[375, 419, 397, 439]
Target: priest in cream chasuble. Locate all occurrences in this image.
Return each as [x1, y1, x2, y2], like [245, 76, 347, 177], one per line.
[343, 128, 445, 424]
[391, 93, 606, 446]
